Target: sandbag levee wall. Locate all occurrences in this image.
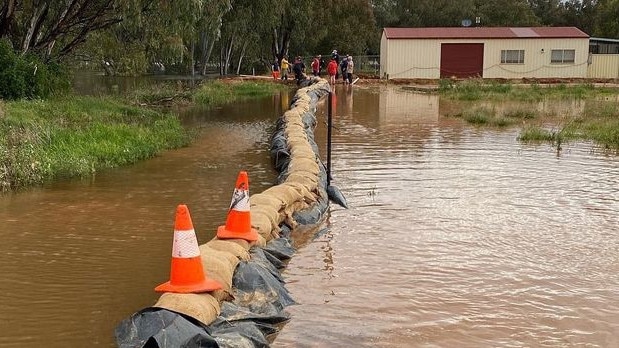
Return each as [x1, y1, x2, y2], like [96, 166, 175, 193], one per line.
[151, 77, 332, 333]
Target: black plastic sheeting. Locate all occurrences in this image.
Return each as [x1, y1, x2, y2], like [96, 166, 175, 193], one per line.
[115, 238, 299, 348]
[115, 79, 343, 347]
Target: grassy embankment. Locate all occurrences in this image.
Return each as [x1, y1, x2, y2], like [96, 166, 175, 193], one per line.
[0, 80, 288, 191]
[439, 79, 619, 150]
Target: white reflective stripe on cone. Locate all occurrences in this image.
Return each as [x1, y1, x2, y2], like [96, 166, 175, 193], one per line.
[172, 229, 200, 258]
[229, 189, 250, 212]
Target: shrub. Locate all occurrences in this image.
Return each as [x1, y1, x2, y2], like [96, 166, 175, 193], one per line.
[0, 39, 70, 100]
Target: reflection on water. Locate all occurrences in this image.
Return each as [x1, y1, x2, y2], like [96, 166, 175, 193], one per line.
[1, 83, 618, 347]
[380, 87, 439, 124]
[274, 85, 619, 347]
[377, 86, 598, 123]
[71, 71, 209, 96]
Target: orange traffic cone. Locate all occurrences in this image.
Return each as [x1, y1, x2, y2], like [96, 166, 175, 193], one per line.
[155, 204, 222, 293]
[217, 171, 259, 242]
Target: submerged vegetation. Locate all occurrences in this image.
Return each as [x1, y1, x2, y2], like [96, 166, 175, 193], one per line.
[442, 81, 619, 150]
[439, 79, 619, 102]
[518, 104, 619, 150]
[0, 79, 289, 192]
[192, 80, 288, 106]
[124, 79, 287, 107]
[451, 106, 536, 127]
[0, 97, 190, 191]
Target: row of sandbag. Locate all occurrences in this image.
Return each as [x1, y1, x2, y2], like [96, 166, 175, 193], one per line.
[115, 77, 332, 347]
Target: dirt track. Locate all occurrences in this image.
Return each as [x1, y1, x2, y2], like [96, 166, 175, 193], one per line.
[235, 74, 619, 89]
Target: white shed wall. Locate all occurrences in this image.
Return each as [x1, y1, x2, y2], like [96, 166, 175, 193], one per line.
[380, 32, 388, 78]
[483, 38, 589, 78]
[381, 37, 589, 79]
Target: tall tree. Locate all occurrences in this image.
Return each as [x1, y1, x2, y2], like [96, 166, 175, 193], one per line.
[77, 0, 232, 75]
[0, 0, 124, 60]
[595, 0, 619, 37]
[369, 0, 539, 28]
[527, 0, 565, 25]
[560, 0, 598, 34]
[313, 0, 378, 55]
[219, 0, 278, 75]
[473, 0, 540, 27]
[271, 0, 312, 63]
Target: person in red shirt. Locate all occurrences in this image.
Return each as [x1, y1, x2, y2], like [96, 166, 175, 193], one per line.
[327, 57, 338, 84]
[311, 55, 321, 76]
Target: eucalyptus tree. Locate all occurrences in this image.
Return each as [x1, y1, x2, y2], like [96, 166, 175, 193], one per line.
[197, 0, 232, 75]
[311, 0, 378, 55]
[473, 0, 540, 26]
[0, 0, 122, 60]
[527, 0, 566, 25]
[271, 0, 312, 63]
[370, 0, 400, 28]
[368, 0, 539, 28]
[94, 0, 233, 75]
[218, 0, 280, 75]
[595, 0, 619, 37]
[559, 0, 598, 34]
[0, 0, 232, 75]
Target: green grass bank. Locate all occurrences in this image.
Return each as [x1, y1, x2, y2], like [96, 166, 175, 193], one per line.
[0, 79, 288, 192]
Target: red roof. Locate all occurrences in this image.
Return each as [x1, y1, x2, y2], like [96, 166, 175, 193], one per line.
[383, 27, 589, 39]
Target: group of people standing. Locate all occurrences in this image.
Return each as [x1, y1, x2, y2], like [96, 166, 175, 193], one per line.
[327, 50, 354, 85]
[272, 50, 354, 85]
[271, 55, 306, 84]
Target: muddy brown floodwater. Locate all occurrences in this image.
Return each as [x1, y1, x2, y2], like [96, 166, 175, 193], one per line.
[273, 85, 619, 347]
[0, 84, 618, 347]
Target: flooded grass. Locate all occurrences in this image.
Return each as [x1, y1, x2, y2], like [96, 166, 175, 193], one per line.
[440, 80, 619, 149]
[451, 106, 529, 128]
[124, 79, 288, 107]
[0, 78, 289, 191]
[126, 82, 194, 106]
[192, 80, 288, 106]
[566, 105, 619, 149]
[517, 104, 619, 149]
[439, 79, 619, 102]
[518, 126, 563, 142]
[0, 96, 190, 191]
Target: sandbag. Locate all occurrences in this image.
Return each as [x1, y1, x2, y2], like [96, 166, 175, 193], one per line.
[199, 244, 240, 271]
[205, 240, 250, 261]
[153, 293, 220, 326]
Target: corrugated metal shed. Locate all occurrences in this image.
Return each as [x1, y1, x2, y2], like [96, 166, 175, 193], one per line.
[379, 26, 592, 79]
[383, 27, 589, 40]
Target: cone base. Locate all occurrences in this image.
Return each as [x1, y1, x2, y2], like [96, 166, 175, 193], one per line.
[155, 277, 222, 294]
[217, 225, 259, 242]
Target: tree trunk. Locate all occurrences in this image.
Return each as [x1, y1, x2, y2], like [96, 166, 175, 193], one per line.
[236, 41, 247, 75]
[202, 39, 215, 75]
[222, 36, 234, 75]
[219, 45, 224, 75]
[272, 27, 279, 60]
[0, 0, 17, 38]
[191, 39, 195, 77]
[22, 2, 50, 54]
[200, 29, 217, 75]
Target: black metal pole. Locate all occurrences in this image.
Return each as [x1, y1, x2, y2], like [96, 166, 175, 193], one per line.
[327, 91, 333, 187]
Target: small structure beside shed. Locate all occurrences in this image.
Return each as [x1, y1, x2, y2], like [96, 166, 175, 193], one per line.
[588, 37, 619, 79]
[380, 27, 590, 80]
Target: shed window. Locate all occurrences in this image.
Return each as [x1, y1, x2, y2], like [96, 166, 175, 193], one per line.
[501, 50, 525, 64]
[550, 49, 575, 63]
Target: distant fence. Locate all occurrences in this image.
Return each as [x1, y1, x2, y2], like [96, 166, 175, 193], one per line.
[310, 54, 380, 75]
[350, 55, 380, 75]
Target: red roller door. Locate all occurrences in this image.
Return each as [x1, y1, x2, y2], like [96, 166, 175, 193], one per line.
[440, 43, 484, 78]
